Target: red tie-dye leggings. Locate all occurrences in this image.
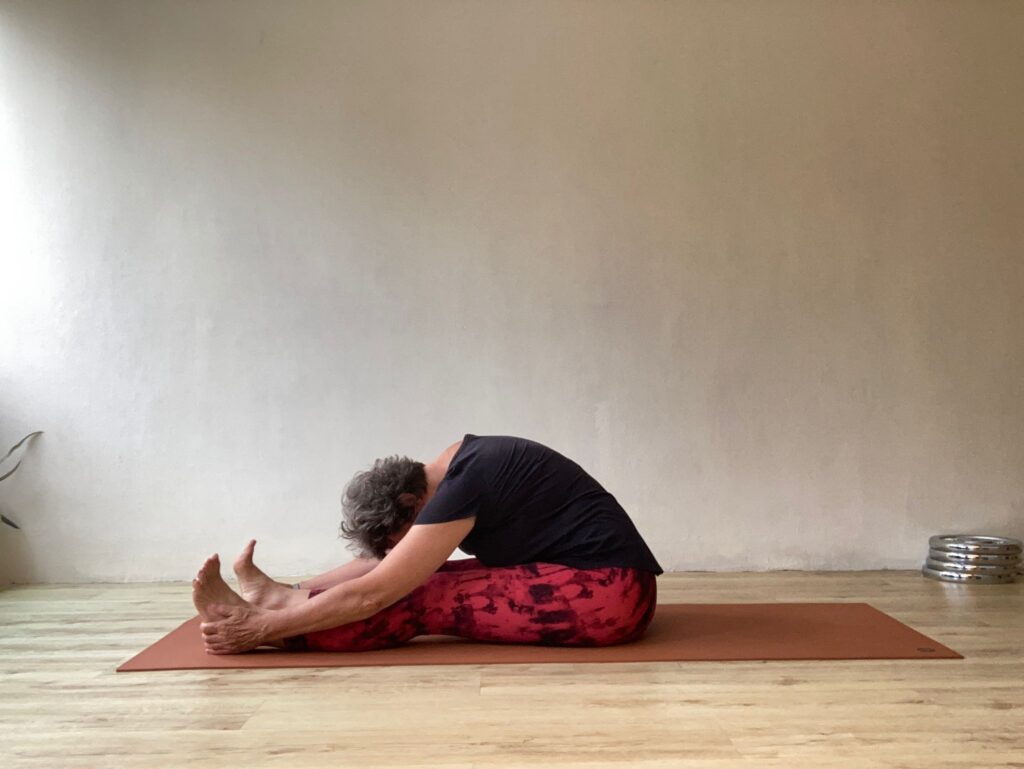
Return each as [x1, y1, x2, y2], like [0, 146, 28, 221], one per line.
[284, 558, 658, 652]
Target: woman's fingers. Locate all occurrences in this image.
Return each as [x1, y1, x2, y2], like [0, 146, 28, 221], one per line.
[200, 621, 237, 653]
[204, 639, 239, 653]
[202, 634, 229, 652]
[200, 623, 229, 648]
[199, 607, 258, 654]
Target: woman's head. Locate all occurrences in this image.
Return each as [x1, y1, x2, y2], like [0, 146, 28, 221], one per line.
[339, 455, 427, 559]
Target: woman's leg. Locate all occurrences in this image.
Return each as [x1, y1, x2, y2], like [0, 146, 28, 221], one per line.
[435, 557, 485, 572]
[287, 562, 657, 652]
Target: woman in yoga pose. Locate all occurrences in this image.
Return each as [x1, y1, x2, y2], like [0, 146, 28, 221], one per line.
[193, 433, 663, 653]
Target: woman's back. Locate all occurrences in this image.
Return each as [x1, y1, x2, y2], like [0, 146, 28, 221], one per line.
[415, 434, 663, 574]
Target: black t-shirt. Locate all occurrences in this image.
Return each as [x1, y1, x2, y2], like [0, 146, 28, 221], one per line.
[414, 434, 663, 575]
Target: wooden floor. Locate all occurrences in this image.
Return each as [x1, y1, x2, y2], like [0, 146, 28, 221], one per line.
[1, 571, 1021, 768]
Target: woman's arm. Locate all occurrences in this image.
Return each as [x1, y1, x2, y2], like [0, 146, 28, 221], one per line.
[262, 517, 475, 640]
[296, 557, 380, 591]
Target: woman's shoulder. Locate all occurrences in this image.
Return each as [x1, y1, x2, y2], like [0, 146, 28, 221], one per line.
[437, 434, 474, 473]
[444, 439, 463, 457]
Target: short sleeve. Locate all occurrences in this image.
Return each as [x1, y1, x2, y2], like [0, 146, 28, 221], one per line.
[414, 467, 483, 525]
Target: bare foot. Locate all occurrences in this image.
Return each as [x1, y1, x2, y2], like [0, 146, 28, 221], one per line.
[232, 539, 306, 610]
[192, 554, 250, 621]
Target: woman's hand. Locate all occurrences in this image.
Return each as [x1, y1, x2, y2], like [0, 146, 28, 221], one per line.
[200, 603, 273, 654]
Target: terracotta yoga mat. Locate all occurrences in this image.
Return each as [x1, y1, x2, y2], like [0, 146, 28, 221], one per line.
[117, 603, 960, 672]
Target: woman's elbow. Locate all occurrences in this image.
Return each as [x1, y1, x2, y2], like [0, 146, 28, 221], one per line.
[353, 588, 389, 620]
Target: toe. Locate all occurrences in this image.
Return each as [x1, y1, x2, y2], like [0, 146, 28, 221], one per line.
[234, 540, 256, 571]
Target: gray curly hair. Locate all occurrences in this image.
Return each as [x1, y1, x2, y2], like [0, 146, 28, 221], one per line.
[339, 455, 427, 559]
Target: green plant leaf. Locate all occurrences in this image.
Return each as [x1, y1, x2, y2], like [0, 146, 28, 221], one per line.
[0, 459, 23, 483]
[0, 431, 43, 482]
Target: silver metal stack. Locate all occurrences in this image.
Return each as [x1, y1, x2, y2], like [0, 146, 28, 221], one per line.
[923, 534, 1022, 584]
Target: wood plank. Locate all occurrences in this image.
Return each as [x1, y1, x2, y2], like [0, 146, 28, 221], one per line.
[1, 571, 1021, 768]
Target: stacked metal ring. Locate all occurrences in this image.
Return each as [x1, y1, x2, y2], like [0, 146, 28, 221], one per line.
[923, 535, 1022, 584]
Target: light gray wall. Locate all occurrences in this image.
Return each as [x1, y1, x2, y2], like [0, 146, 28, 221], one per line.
[1, 0, 1021, 583]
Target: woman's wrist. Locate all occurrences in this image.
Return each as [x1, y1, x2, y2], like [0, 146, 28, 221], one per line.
[263, 604, 301, 641]
[265, 583, 371, 640]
